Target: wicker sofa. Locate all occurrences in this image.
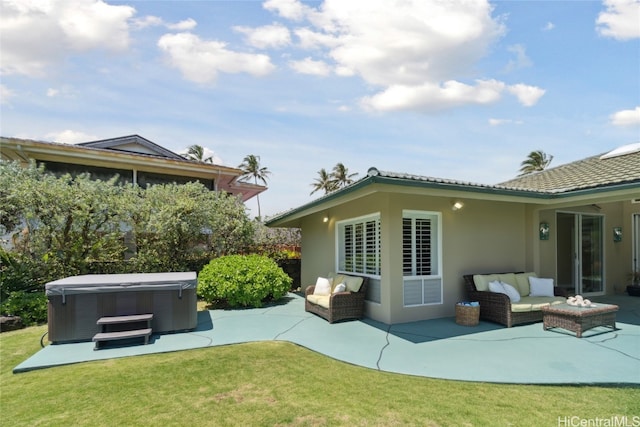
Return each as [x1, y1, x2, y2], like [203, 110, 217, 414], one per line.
[463, 272, 567, 327]
[305, 274, 367, 323]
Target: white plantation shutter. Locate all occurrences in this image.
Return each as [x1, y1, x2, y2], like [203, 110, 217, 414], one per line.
[338, 214, 380, 276]
[402, 211, 442, 306]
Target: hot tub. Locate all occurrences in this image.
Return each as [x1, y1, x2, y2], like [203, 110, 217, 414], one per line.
[46, 272, 197, 343]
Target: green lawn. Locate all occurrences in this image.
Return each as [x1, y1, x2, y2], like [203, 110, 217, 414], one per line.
[1, 325, 638, 426]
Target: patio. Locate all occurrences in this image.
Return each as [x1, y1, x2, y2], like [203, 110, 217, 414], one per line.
[13, 293, 640, 385]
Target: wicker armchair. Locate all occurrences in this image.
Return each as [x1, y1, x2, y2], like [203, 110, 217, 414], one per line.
[463, 273, 568, 327]
[305, 277, 367, 323]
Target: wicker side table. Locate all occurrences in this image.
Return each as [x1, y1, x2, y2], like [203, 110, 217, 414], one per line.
[455, 303, 480, 326]
[541, 303, 618, 338]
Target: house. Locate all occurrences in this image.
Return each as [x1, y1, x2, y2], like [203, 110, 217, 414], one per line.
[266, 143, 640, 324]
[0, 135, 265, 202]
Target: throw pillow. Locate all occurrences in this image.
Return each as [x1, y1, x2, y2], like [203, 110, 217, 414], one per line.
[488, 280, 504, 293]
[500, 282, 521, 302]
[473, 274, 499, 291]
[313, 277, 332, 296]
[488, 281, 521, 302]
[344, 276, 364, 292]
[529, 277, 555, 297]
[333, 283, 346, 293]
[515, 272, 536, 296]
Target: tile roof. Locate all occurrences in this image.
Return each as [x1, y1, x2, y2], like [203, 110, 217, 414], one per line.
[497, 144, 640, 193]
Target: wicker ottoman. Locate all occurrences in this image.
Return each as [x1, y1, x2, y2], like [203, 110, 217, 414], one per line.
[541, 303, 618, 338]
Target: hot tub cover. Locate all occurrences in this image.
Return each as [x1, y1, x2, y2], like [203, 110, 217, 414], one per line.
[46, 272, 197, 298]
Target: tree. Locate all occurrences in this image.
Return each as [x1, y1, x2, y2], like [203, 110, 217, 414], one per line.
[310, 168, 337, 195]
[184, 145, 214, 163]
[331, 163, 358, 189]
[238, 154, 271, 219]
[518, 150, 553, 176]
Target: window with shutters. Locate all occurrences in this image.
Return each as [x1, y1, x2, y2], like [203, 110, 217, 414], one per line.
[337, 213, 381, 277]
[402, 210, 442, 306]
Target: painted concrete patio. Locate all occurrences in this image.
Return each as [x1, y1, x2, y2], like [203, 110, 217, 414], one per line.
[13, 294, 640, 385]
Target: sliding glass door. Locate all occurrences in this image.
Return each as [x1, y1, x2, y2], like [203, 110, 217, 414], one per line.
[556, 212, 604, 295]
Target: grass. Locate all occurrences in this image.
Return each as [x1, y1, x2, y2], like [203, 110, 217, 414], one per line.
[1, 324, 639, 427]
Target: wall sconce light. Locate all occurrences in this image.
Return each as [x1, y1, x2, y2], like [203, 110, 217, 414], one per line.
[539, 222, 550, 240]
[323, 215, 329, 223]
[613, 227, 622, 242]
[451, 201, 464, 211]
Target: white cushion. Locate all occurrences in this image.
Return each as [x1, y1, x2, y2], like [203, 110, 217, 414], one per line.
[333, 283, 346, 293]
[529, 277, 555, 297]
[501, 282, 521, 303]
[313, 277, 332, 296]
[488, 280, 520, 302]
[488, 280, 504, 293]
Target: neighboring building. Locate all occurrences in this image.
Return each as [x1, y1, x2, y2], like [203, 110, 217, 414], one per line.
[0, 135, 265, 202]
[266, 143, 640, 325]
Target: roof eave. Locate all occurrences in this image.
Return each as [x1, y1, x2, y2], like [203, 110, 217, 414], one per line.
[265, 174, 640, 227]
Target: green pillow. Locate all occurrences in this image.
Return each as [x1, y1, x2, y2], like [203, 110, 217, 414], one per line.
[344, 276, 364, 292]
[515, 272, 537, 296]
[473, 274, 499, 291]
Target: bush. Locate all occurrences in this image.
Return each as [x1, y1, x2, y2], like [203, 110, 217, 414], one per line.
[1, 291, 48, 325]
[197, 255, 292, 308]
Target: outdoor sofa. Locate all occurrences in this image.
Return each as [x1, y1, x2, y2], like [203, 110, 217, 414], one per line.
[463, 272, 568, 327]
[305, 273, 367, 323]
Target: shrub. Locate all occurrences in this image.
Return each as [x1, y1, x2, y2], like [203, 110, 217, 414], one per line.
[1, 291, 48, 325]
[197, 255, 292, 307]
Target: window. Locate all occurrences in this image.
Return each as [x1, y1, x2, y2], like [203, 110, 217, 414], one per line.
[402, 211, 442, 306]
[337, 214, 381, 276]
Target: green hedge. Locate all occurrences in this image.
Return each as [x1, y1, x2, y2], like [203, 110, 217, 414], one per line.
[197, 255, 292, 308]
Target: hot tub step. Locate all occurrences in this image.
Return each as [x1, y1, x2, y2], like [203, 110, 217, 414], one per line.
[97, 313, 153, 325]
[92, 328, 152, 350]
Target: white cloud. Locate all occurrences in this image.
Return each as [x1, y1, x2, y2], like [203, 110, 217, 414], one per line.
[46, 86, 77, 98]
[157, 32, 276, 84]
[263, 0, 313, 21]
[361, 79, 505, 112]
[132, 15, 164, 29]
[596, 0, 640, 40]
[505, 44, 532, 72]
[264, 0, 549, 113]
[489, 118, 524, 126]
[610, 106, 640, 126]
[168, 18, 197, 31]
[0, 0, 135, 77]
[0, 84, 14, 104]
[507, 84, 546, 106]
[234, 23, 291, 49]
[289, 57, 332, 76]
[133, 16, 197, 31]
[45, 130, 99, 144]
[542, 22, 555, 31]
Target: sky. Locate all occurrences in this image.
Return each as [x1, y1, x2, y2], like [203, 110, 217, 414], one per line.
[1, 0, 639, 219]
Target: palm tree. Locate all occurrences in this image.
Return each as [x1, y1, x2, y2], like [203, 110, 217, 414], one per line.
[518, 150, 553, 176]
[331, 163, 358, 189]
[310, 168, 337, 195]
[184, 144, 214, 163]
[238, 154, 270, 219]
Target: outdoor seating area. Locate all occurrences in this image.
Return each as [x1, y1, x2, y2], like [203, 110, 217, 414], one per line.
[305, 274, 367, 323]
[13, 293, 640, 385]
[463, 272, 568, 327]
